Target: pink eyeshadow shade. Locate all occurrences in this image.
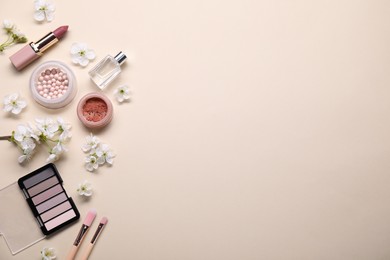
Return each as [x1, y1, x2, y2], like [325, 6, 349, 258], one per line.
[44, 209, 76, 231]
[23, 168, 55, 189]
[36, 192, 67, 213]
[28, 176, 59, 197]
[40, 201, 72, 222]
[32, 184, 63, 205]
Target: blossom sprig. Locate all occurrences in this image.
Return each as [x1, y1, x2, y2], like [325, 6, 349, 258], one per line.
[77, 180, 93, 197]
[41, 247, 56, 260]
[0, 20, 27, 52]
[0, 117, 71, 164]
[82, 133, 115, 172]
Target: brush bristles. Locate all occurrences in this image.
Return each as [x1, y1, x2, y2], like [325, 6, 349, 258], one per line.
[84, 209, 97, 226]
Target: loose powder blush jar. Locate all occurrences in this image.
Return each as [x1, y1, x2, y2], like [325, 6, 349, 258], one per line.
[77, 93, 113, 129]
[30, 61, 77, 109]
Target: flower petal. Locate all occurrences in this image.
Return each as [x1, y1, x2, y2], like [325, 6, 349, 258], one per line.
[80, 43, 89, 50]
[85, 50, 96, 60]
[71, 56, 81, 64]
[45, 11, 55, 22]
[106, 157, 114, 164]
[12, 106, 22, 114]
[3, 105, 12, 112]
[17, 100, 27, 108]
[79, 58, 89, 67]
[34, 11, 45, 21]
[70, 43, 81, 54]
[18, 155, 26, 163]
[47, 3, 55, 11]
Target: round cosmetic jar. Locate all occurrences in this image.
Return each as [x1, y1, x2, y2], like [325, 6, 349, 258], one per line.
[30, 61, 77, 109]
[77, 92, 113, 129]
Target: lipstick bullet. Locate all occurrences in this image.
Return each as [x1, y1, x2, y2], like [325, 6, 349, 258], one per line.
[9, 25, 68, 71]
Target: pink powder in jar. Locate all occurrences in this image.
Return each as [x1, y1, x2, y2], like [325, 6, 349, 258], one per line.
[82, 98, 107, 122]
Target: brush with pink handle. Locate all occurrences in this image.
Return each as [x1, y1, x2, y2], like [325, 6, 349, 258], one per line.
[81, 217, 108, 260]
[66, 209, 96, 260]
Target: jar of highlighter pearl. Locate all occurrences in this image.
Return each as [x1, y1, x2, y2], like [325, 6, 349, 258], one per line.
[30, 61, 77, 109]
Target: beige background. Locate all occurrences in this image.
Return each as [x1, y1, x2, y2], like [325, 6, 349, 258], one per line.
[1, 0, 390, 259]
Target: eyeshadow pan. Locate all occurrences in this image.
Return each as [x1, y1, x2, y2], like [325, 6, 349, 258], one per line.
[22, 168, 55, 189]
[40, 201, 72, 222]
[28, 176, 59, 197]
[36, 192, 67, 213]
[32, 184, 63, 205]
[44, 209, 76, 231]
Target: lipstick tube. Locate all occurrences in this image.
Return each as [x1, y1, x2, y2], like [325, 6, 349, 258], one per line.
[9, 25, 68, 71]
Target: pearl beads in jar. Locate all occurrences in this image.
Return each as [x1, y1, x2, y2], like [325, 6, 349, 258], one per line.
[35, 66, 70, 100]
[30, 61, 77, 109]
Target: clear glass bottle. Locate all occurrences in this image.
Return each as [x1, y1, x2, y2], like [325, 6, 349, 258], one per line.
[88, 51, 127, 90]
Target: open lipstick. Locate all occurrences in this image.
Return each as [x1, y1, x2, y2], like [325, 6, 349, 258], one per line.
[9, 25, 68, 71]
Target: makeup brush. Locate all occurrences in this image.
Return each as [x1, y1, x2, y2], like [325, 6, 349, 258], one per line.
[80, 217, 108, 260]
[66, 209, 96, 260]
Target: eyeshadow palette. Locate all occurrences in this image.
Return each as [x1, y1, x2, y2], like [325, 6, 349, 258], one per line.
[17, 163, 80, 235]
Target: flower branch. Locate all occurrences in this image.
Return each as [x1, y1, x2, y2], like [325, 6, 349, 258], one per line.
[0, 20, 27, 52]
[0, 117, 71, 164]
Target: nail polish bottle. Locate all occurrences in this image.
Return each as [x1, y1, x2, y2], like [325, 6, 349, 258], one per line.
[88, 51, 127, 90]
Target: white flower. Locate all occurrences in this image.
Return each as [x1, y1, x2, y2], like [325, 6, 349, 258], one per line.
[20, 137, 36, 151]
[70, 43, 95, 67]
[41, 247, 56, 260]
[11, 124, 39, 164]
[46, 142, 65, 163]
[14, 30, 26, 39]
[85, 154, 99, 171]
[35, 117, 58, 138]
[82, 133, 100, 152]
[14, 123, 39, 142]
[14, 125, 35, 142]
[34, 0, 55, 22]
[57, 117, 71, 140]
[28, 122, 41, 143]
[46, 153, 57, 163]
[46, 150, 61, 163]
[3, 20, 14, 33]
[54, 139, 68, 153]
[113, 85, 130, 103]
[77, 180, 93, 196]
[96, 143, 115, 165]
[3, 93, 27, 115]
[18, 147, 35, 163]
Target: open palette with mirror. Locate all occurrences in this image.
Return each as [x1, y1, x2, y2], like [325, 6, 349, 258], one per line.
[0, 163, 79, 254]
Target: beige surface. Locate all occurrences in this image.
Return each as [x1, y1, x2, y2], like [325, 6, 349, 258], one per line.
[1, 0, 390, 259]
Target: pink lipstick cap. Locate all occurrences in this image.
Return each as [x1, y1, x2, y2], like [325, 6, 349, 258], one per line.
[9, 44, 40, 71]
